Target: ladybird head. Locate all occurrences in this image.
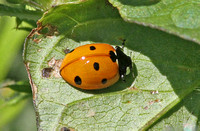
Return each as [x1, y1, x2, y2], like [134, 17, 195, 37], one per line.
[115, 46, 132, 81]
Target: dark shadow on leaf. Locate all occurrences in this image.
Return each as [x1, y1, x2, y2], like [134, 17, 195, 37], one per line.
[118, 0, 161, 6]
[65, 19, 200, 117]
[41, 0, 200, 119]
[24, 0, 200, 129]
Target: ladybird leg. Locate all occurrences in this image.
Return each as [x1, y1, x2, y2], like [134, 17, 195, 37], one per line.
[129, 77, 136, 88]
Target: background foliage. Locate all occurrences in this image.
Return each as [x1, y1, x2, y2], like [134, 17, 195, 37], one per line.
[0, 0, 200, 130]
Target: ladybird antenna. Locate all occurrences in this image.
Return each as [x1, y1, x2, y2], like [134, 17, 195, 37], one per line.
[121, 39, 126, 49]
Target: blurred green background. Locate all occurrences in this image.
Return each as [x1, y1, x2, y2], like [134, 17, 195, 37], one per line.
[0, 0, 37, 130]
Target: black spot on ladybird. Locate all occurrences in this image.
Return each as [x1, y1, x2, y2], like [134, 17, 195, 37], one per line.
[101, 78, 107, 84]
[90, 46, 96, 50]
[74, 76, 82, 85]
[93, 62, 99, 71]
[109, 51, 117, 62]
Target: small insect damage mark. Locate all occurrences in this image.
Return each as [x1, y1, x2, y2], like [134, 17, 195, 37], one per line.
[60, 127, 74, 131]
[42, 68, 53, 78]
[28, 22, 58, 43]
[150, 90, 159, 95]
[122, 99, 132, 104]
[143, 99, 161, 110]
[149, 99, 161, 105]
[42, 57, 62, 78]
[144, 106, 149, 110]
[86, 109, 95, 117]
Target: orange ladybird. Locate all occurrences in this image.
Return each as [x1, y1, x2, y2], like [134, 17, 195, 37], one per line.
[60, 43, 132, 90]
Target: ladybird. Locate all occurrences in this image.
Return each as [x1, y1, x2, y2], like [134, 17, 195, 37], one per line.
[60, 43, 132, 90]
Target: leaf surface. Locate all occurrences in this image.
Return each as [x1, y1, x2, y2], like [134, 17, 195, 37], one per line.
[6, 0, 87, 11]
[0, 88, 28, 128]
[109, 0, 200, 44]
[23, 0, 200, 130]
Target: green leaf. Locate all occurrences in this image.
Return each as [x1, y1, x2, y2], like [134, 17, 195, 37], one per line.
[0, 4, 42, 21]
[149, 90, 200, 130]
[108, 0, 200, 44]
[6, 0, 90, 11]
[2, 98, 37, 131]
[0, 88, 29, 128]
[6, 0, 52, 11]
[0, 16, 29, 81]
[23, 0, 200, 130]
[0, 80, 32, 93]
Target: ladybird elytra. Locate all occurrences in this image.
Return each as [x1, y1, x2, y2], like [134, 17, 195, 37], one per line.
[60, 43, 132, 90]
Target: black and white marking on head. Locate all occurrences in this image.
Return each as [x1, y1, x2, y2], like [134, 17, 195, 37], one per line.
[74, 76, 82, 85]
[64, 48, 74, 54]
[109, 51, 117, 62]
[90, 46, 96, 50]
[101, 78, 107, 84]
[93, 62, 99, 71]
[115, 46, 132, 80]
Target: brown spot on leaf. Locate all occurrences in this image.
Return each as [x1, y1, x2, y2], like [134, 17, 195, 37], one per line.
[86, 109, 95, 117]
[33, 38, 41, 43]
[27, 21, 58, 43]
[42, 68, 53, 78]
[150, 90, 159, 94]
[47, 57, 63, 78]
[32, 83, 37, 100]
[60, 127, 75, 131]
[128, 86, 138, 90]
[144, 99, 161, 110]
[144, 106, 149, 110]
[48, 57, 56, 67]
[149, 99, 161, 106]
[153, 99, 161, 103]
